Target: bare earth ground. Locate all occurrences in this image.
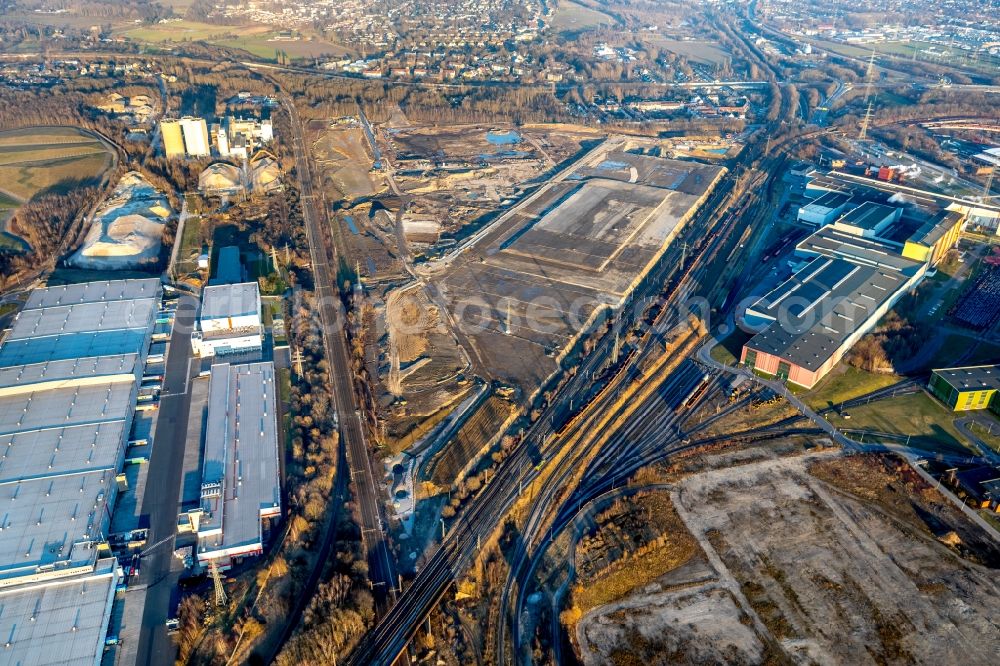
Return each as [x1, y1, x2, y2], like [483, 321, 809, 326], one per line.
[312, 122, 383, 200]
[577, 450, 1000, 665]
[386, 124, 590, 240]
[382, 284, 468, 413]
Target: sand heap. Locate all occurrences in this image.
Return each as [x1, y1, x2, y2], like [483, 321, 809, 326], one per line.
[70, 171, 173, 269]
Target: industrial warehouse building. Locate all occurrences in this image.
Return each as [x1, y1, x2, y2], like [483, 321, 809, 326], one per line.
[929, 365, 1000, 412]
[193, 362, 281, 568]
[191, 282, 263, 358]
[0, 279, 161, 664]
[796, 191, 852, 225]
[740, 171, 967, 389]
[160, 116, 210, 158]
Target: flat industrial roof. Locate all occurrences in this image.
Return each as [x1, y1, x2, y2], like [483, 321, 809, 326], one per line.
[0, 468, 114, 579]
[932, 365, 1000, 393]
[0, 279, 158, 586]
[0, 421, 126, 482]
[0, 558, 119, 665]
[796, 226, 920, 274]
[828, 170, 1000, 217]
[909, 210, 963, 247]
[804, 191, 851, 212]
[23, 278, 161, 310]
[745, 255, 912, 371]
[0, 354, 139, 391]
[0, 381, 136, 436]
[6, 299, 157, 343]
[200, 282, 260, 321]
[836, 201, 897, 231]
[197, 362, 280, 561]
[0, 330, 150, 368]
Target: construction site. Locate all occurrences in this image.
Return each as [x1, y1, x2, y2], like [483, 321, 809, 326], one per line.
[384, 124, 599, 248]
[420, 140, 724, 391]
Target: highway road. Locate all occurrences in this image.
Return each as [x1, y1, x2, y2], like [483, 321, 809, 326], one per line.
[135, 294, 198, 666]
[280, 97, 398, 610]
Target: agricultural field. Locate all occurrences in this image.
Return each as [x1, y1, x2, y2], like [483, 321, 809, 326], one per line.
[575, 449, 1000, 664]
[116, 20, 349, 61]
[212, 35, 350, 60]
[116, 20, 252, 43]
[0, 126, 114, 202]
[651, 37, 732, 66]
[550, 0, 616, 33]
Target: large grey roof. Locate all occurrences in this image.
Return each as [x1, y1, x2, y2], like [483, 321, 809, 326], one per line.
[796, 225, 920, 274]
[197, 362, 280, 559]
[836, 201, 897, 231]
[23, 278, 161, 309]
[0, 354, 139, 390]
[745, 255, 911, 371]
[0, 558, 119, 665]
[909, 210, 962, 247]
[200, 282, 260, 321]
[805, 191, 851, 211]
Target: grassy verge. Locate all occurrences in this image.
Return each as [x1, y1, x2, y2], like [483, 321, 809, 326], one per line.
[276, 367, 292, 451]
[967, 421, 1000, 454]
[709, 328, 751, 367]
[826, 391, 972, 455]
[804, 365, 902, 411]
[979, 510, 1000, 533]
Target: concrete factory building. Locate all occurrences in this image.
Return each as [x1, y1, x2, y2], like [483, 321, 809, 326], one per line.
[191, 282, 263, 357]
[160, 118, 185, 158]
[193, 362, 281, 567]
[0, 279, 161, 664]
[742, 171, 968, 389]
[797, 191, 852, 225]
[180, 116, 210, 157]
[160, 116, 210, 158]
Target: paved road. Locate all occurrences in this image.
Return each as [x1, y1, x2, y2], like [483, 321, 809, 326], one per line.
[135, 294, 198, 666]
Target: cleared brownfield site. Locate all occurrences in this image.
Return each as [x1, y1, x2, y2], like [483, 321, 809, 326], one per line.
[576, 450, 1000, 664]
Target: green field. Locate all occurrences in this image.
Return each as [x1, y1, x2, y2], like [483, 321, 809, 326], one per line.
[930, 334, 1000, 369]
[652, 38, 731, 66]
[212, 35, 349, 60]
[809, 38, 1000, 74]
[0, 127, 113, 202]
[827, 391, 972, 455]
[118, 20, 349, 61]
[118, 19, 243, 43]
[174, 213, 205, 279]
[551, 0, 616, 33]
[804, 365, 902, 411]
